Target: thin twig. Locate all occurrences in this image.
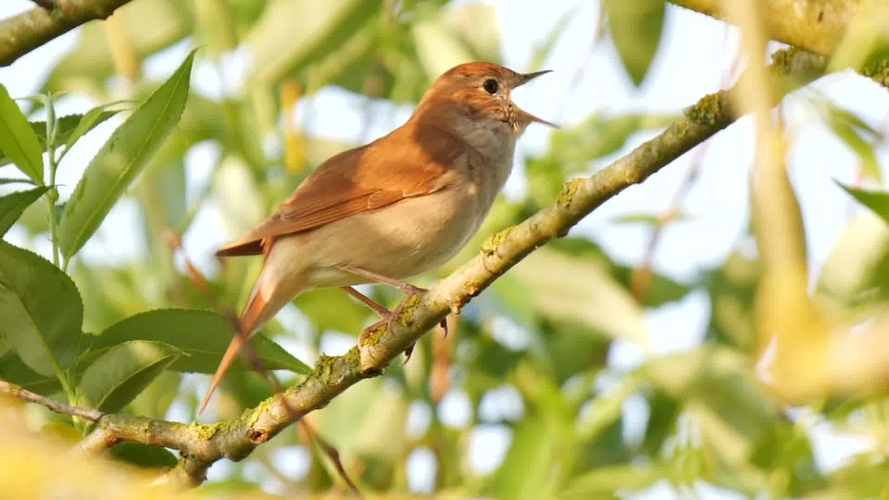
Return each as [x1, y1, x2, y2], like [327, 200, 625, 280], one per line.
[300, 420, 363, 498]
[630, 32, 739, 302]
[0, 379, 103, 422]
[431, 314, 458, 403]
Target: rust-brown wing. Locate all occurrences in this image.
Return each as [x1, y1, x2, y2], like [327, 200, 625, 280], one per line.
[216, 124, 465, 257]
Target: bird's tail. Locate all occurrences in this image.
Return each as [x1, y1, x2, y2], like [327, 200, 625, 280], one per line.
[198, 289, 269, 414]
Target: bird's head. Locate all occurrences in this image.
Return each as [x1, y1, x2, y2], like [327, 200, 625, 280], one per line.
[417, 62, 556, 136]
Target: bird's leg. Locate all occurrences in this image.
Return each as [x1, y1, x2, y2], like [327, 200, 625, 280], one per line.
[337, 265, 448, 334]
[341, 286, 415, 361]
[341, 286, 393, 320]
[337, 264, 427, 295]
[337, 266, 448, 361]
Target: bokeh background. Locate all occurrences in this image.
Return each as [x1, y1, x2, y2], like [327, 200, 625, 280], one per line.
[2, 0, 889, 498]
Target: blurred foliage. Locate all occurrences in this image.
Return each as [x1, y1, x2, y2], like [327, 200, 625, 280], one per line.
[0, 0, 888, 498]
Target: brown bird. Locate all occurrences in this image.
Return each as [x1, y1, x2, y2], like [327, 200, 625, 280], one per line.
[201, 62, 554, 411]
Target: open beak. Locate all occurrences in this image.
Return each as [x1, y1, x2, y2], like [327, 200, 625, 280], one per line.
[515, 108, 559, 129]
[512, 70, 558, 129]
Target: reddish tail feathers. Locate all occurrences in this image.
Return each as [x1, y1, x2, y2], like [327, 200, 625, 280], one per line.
[198, 292, 268, 414]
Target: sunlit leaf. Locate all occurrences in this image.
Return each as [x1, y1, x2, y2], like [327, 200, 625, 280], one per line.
[59, 51, 195, 259]
[825, 107, 882, 182]
[0, 187, 48, 236]
[77, 340, 182, 413]
[0, 85, 43, 184]
[508, 246, 649, 345]
[83, 309, 310, 374]
[245, 0, 382, 86]
[838, 182, 889, 225]
[0, 110, 120, 168]
[561, 464, 665, 498]
[603, 0, 666, 85]
[0, 242, 82, 378]
[295, 287, 373, 334]
[816, 213, 889, 306]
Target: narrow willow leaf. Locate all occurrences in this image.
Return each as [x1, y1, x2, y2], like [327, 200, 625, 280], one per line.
[838, 182, 889, 225]
[0, 85, 43, 183]
[603, 0, 665, 85]
[827, 110, 882, 182]
[63, 106, 126, 151]
[83, 309, 310, 374]
[59, 50, 196, 258]
[0, 178, 36, 186]
[0, 242, 83, 377]
[0, 187, 49, 235]
[77, 340, 182, 413]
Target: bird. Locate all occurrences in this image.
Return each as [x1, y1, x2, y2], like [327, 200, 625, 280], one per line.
[200, 62, 554, 412]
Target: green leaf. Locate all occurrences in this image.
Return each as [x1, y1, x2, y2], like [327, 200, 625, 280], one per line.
[603, 0, 665, 85]
[77, 340, 182, 413]
[0, 241, 82, 377]
[0, 187, 48, 236]
[128, 370, 180, 419]
[489, 415, 560, 499]
[59, 50, 196, 259]
[0, 110, 121, 168]
[294, 287, 373, 334]
[61, 108, 121, 151]
[0, 84, 44, 184]
[825, 108, 882, 182]
[838, 182, 889, 226]
[816, 213, 889, 307]
[83, 309, 310, 374]
[560, 464, 665, 498]
[0, 353, 61, 395]
[110, 442, 179, 469]
[506, 246, 649, 345]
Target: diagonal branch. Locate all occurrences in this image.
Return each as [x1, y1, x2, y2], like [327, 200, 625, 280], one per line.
[0, 0, 133, 66]
[69, 48, 834, 488]
[668, 0, 863, 57]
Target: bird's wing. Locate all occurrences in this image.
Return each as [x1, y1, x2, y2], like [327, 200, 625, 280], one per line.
[216, 125, 466, 257]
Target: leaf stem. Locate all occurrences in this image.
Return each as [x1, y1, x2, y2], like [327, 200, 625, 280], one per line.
[43, 94, 61, 268]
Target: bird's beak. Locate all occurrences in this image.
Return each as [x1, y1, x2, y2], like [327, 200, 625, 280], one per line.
[515, 108, 559, 129]
[514, 69, 553, 88]
[512, 70, 558, 129]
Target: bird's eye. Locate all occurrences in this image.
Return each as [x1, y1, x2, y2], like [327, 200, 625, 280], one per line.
[483, 79, 499, 94]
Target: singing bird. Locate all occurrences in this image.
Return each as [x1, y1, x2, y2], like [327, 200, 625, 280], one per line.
[201, 62, 554, 411]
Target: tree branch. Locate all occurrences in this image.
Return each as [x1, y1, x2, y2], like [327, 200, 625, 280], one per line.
[59, 47, 828, 488]
[668, 0, 868, 58]
[0, 0, 133, 66]
[0, 380, 102, 422]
